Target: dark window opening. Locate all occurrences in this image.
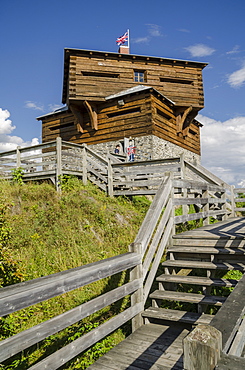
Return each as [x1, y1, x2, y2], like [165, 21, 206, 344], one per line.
[49, 122, 74, 131]
[107, 107, 141, 118]
[160, 77, 193, 85]
[81, 71, 120, 78]
[134, 70, 146, 83]
[156, 108, 172, 120]
[189, 129, 197, 135]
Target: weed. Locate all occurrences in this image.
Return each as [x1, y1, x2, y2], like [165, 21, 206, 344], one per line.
[11, 167, 24, 185]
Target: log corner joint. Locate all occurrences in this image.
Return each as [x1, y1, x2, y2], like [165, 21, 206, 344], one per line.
[176, 106, 193, 138]
[84, 101, 98, 130]
[70, 104, 84, 133]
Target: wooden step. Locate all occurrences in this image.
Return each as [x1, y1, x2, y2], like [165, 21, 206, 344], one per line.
[162, 260, 245, 271]
[156, 274, 238, 287]
[150, 290, 226, 306]
[142, 307, 213, 325]
[172, 238, 245, 248]
[168, 246, 245, 255]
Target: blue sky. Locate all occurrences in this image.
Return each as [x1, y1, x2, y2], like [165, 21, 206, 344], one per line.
[1, 0, 245, 185]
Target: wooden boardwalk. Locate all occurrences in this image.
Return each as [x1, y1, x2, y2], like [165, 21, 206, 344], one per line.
[88, 218, 245, 370]
[176, 217, 245, 240]
[88, 323, 189, 370]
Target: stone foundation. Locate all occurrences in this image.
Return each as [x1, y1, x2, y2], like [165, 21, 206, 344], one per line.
[89, 135, 200, 164]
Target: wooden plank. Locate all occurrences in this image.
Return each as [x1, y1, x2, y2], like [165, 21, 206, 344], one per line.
[134, 175, 172, 253]
[150, 290, 226, 306]
[167, 246, 245, 255]
[228, 316, 245, 356]
[89, 323, 186, 370]
[142, 307, 213, 325]
[216, 353, 245, 370]
[162, 259, 245, 271]
[156, 274, 238, 288]
[0, 279, 141, 362]
[211, 274, 245, 353]
[143, 218, 173, 301]
[28, 303, 142, 370]
[0, 252, 140, 316]
[143, 199, 172, 278]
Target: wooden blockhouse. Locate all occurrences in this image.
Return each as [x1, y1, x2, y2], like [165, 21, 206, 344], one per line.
[38, 48, 207, 160]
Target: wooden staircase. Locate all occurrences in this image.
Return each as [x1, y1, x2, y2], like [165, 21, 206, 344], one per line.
[142, 229, 245, 329]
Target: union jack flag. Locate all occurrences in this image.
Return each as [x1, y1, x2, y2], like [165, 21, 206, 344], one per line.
[116, 31, 128, 46]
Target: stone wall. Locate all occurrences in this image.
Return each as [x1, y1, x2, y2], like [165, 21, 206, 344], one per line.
[89, 135, 201, 164]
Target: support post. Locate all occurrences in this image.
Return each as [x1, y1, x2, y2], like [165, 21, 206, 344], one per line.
[202, 188, 210, 226]
[221, 184, 227, 221]
[82, 144, 87, 185]
[107, 157, 113, 197]
[180, 153, 189, 218]
[230, 185, 236, 217]
[16, 146, 21, 168]
[56, 137, 62, 192]
[183, 324, 222, 370]
[129, 242, 144, 332]
[168, 171, 175, 239]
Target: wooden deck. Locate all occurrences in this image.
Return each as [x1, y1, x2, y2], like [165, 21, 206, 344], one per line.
[175, 217, 245, 239]
[88, 323, 189, 370]
[88, 218, 245, 370]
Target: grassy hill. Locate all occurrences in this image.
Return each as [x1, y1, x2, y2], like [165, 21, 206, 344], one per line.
[0, 177, 150, 369]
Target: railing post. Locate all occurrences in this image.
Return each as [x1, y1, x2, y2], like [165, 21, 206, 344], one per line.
[82, 144, 87, 185]
[180, 153, 189, 218]
[167, 171, 175, 240]
[129, 242, 144, 332]
[56, 137, 62, 192]
[16, 146, 21, 168]
[107, 157, 113, 197]
[183, 324, 222, 370]
[230, 185, 236, 217]
[221, 183, 227, 221]
[202, 187, 210, 226]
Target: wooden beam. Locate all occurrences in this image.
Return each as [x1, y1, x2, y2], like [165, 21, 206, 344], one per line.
[69, 104, 84, 133]
[176, 106, 193, 135]
[84, 101, 98, 130]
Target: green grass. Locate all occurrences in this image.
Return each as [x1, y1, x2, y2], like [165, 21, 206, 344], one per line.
[0, 178, 151, 369]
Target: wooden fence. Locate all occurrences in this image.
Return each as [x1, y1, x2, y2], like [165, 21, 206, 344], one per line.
[1, 166, 241, 368]
[183, 274, 245, 369]
[0, 138, 241, 203]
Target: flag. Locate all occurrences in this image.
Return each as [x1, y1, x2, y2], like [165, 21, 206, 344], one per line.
[116, 31, 128, 46]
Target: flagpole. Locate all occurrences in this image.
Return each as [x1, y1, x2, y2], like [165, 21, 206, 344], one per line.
[127, 29, 130, 51]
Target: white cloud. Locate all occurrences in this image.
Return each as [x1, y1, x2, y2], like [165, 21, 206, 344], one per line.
[132, 36, 150, 44]
[0, 108, 39, 152]
[132, 24, 163, 45]
[25, 101, 44, 111]
[0, 108, 16, 134]
[185, 44, 215, 57]
[48, 104, 62, 112]
[227, 63, 245, 88]
[226, 45, 240, 55]
[198, 114, 245, 186]
[178, 28, 190, 33]
[146, 24, 162, 37]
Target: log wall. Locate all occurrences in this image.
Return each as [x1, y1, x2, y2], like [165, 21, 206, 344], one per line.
[41, 91, 201, 155]
[63, 49, 206, 109]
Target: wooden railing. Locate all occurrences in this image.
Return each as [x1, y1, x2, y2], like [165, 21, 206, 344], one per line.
[183, 274, 245, 369]
[1, 167, 238, 368]
[0, 173, 174, 368]
[0, 253, 142, 368]
[0, 138, 236, 202]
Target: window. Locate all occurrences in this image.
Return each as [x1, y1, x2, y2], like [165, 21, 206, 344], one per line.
[134, 70, 146, 83]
